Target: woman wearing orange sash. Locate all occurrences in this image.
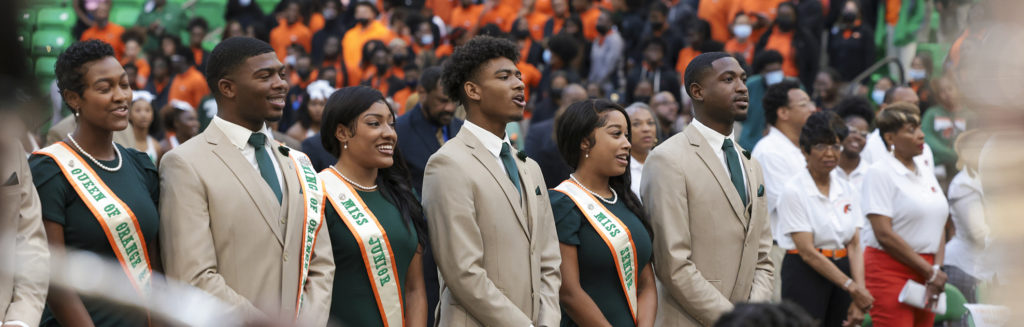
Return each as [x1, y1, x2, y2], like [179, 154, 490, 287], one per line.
[549, 99, 656, 327]
[319, 86, 428, 327]
[30, 40, 162, 326]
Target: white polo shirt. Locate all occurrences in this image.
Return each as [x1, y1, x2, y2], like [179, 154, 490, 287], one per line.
[860, 153, 950, 253]
[776, 169, 863, 250]
[752, 126, 806, 242]
[833, 161, 869, 193]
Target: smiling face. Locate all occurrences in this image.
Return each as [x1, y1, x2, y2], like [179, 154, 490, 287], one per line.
[65, 56, 133, 133]
[692, 57, 749, 124]
[466, 57, 526, 123]
[581, 110, 632, 177]
[337, 101, 397, 169]
[223, 52, 289, 126]
[842, 116, 869, 155]
[628, 107, 657, 152]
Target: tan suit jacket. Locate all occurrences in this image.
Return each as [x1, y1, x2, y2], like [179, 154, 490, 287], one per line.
[158, 123, 334, 325]
[45, 115, 135, 148]
[422, 128, 561, 327]
[640, 125, 774, 327]
[0, 141, 49, 327]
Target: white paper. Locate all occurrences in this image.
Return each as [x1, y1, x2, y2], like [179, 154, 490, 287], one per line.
[898, 280, 947, 315]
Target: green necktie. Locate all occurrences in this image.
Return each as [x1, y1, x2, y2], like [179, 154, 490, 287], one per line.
[248, 132, 283, 203]
[722, 138, 748, 207]
[499, 142, 521, 194]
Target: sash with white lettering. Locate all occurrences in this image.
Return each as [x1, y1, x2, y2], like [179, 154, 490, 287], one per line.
[35, 142, 152, 296]
[554, 180, 639, 323]
[287, 149, 325, 317]
[320, 169, 404, 327]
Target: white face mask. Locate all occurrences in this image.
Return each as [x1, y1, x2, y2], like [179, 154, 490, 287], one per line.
[420, 35, 434, 45]
[285, 55, 297, 67]
[908, 68, 927, 81]
[732, 24, 752, 39]
[323, 8, 337, 20]
[543, 49, 552, 65]
[871, 89, 886, 105]
[239, 0, 252, 6]
[764, 70, 784, 85]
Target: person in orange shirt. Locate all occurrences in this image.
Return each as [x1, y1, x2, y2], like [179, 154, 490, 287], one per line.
[434, 27, 469, 59]
[697, 0, 739, 43]
[80, 2, 125, 60]
[573, 0, 601, 41]
[479, 0, 516, 32]
[523, 3, 551, 42]
[516, 60, 541, 103]
[319, 35, 360, 87]
[511, 18, 544, 67]
[725, 12, 756, 65]
[290, 53, 320, 89]
[269, 0, 313, 62]
[675, 20, 724, 77]
[543, 0, 570, 39]
[361, 43, 404, 98]
[121, 31, 150, 88]
[391, 64, 420, 115]
[449, 0, 484, 31]
[342, 1, 396, 70]
[755, 2, 820, 92]
[730, 0, 788, 34]
[426, 0, 457, 26]
[168, 49, 210, 110]
[187, 17, 210, 75]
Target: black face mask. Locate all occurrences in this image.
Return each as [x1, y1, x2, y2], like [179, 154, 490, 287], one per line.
[513, 28, 531, 40]
[355, 18, 370, 27]
[393, 53, 408, 65]
[375, 63, 390, 73]
[634, 96, 651, 104]
[549, 88, 563, 100]
[596, 24, 610, 35]
[651, 21, 664, 31]
[406, 79, 418, 88]
[841, 11, 857, 23]
[297, 69, 312, 79]
[777, 18, 796, 31]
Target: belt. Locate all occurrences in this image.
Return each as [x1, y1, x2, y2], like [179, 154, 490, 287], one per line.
[787, 248, 848, 259]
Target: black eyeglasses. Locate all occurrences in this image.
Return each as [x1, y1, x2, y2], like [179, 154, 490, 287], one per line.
[811, 144, 843, 152]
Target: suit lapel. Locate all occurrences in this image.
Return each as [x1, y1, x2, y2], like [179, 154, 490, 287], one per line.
[684, 126, 746, 227]
[457, 130, 530, 239]
[206, 124, 285, 245]
[511, 146, 534, 233]
[273, 143, 299, 248]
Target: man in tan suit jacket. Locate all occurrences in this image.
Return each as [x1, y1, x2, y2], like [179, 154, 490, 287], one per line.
[0, 139, 49, 327]
[641, 53, 774, 327]
[158, 37, 333, 325]
[422, 36, 561, 327]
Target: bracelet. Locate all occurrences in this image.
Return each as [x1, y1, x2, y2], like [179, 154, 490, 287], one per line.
[844, 278, 854, 290]
[927, 264, 941, 284]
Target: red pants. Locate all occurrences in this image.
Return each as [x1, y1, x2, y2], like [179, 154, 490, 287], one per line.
[865, 246, 936, 327]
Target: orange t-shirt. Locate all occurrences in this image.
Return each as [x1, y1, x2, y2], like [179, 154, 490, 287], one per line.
[322, 57, 362, 87]
[392, 87, 413, 115]
[435, 44, 454, 59]
[81, 23, 126, 60]
[191, 47, 205, 67]
[168, 67, 210, 109]
[544, 17, 565, 38]
[764, 28, 799, 78]
[526, 12, 550, 42]
[341, 20, 396, 70]
[885, 0, 901, 25]
[730, 0, 788, 24]
[580, 7, 601, 41]
[427, 0, 457, 26]
[479, 3, 516, 32]
[697, 0, 739, 42]
[122, 57, 151, 88]
[724, 38, 755, 64]
[309, 13, 325, 34]
[361, 66, 405, 96]
[450, 4, 484, 30]
[518, 38, 535, 62]
[675, 47, 702, 77]
[289, 69, 319, 89]
[517, 61, 541, 102]
[269, 21, 313, 62]
[533, 0, 553, 17]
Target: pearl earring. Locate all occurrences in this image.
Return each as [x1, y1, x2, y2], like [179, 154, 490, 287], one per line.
[343, 143, 348, 150]
[585, 152, 589, 158]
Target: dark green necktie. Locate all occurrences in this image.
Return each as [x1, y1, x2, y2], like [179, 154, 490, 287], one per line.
[248, 132, 283, 203]
[499, 142, 521, 194]
[722, 138, 748, 207]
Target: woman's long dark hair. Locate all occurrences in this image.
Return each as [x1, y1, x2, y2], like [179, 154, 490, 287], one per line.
[321, 86, 428, 247]
[554, 99, 652, 239]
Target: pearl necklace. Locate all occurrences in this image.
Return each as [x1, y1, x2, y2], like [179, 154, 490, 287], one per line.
[330, 165, 378, 191]
[570, 174, 617, 204]
[67, 133, 122, 172]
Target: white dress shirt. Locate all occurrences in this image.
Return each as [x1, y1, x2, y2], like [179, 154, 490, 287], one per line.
[860, 153, 949, 253]
[862, 129, 935, 173]
[629, 155, 644, 198]
[690, 118, 747, 185]
[752, 126, 807, 242]
[776, 169, 863, 250]
[944, 170, 992, 281]
[462, 120, 513, 175]
[212, 116, 284, 189]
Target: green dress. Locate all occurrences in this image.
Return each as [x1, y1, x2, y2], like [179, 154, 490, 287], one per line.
[325, 188, 419, 327]
[30, 144, 160, 327]
[549, 190, 653, 327]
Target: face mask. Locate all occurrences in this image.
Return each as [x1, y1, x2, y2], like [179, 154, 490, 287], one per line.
[323, 8, 337, 20]
[634, 96, 651, 104]
[841, 11, 857, 23]
[285, 55, 297, 67]
[596, 24, 610, 35]
[908, 68, 927, 81]
[732, 24, 752, 39]
[406, 79, 418, 88]
[550, 87, 563, 100]
[542, 49, 552, 65]
[871, 89, 886, 105]
[777, 18, 795, 31]
[420, 35, 434, 45]
[764, 70, 785, 85]
[513, 28, 531, 40]
[393, 53, 408, 65]
[355, 18, 370, 26]
[651, 21, 665, 31]
[239, 0, 251, 6]
[297, 69, 311, 79]
[375, 63, 390, 73]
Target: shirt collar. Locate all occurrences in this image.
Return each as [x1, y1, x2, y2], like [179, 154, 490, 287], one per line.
[882, 152, 919, 178]
[690, 118, 735, 149]
[765, 126, 801, 152]
[213, 116, 274, 150]
[797, 169, 847, 201]
[462, 120, 510, 158]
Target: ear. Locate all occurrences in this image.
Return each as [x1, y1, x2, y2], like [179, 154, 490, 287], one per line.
[63, 90, 82, 114]
[778, 104, 791, 121]
[335, 124, 351, 144]
[464, 80, 481, 102]
[689, 82, 704, 102]
[218, 78, 235, 99]
[882, 131, 894, 147]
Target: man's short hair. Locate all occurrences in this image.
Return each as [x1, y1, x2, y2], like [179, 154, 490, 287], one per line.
[206, 37, 276, 97]
[548, 33, 579, 63]
[683, 52, 733, 98]
[420, 66, 443, 93]
[441, 35, 519, 105]
[883, 85, 914, 105]
[763, 80, 801, 126]
[751, 50, 784, 75]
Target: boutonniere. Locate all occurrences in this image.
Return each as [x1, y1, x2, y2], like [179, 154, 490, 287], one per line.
[742, 150, 751, 160]
[278, 145, 290, 156]
[516, 151, 527, 162]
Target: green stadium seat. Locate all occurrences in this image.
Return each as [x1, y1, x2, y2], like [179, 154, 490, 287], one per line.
[28, 0, 70, 8]
[31, 30, 73, 56]
[111, 0, 148, 7]
[935, 284, 970, 323]
[17, 29, 31, 51]
[257, 0, 278, 14]
[110, 6, 141, 27]
[36, 7, 76, 30]
[19, 9, 36, 28]
[35, 57, 58, 80]
[194, 3, 226, 29]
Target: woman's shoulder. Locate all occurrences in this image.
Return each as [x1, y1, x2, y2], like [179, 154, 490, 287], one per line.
[28, 152, 64, 187]
[119, 144, 158, 175]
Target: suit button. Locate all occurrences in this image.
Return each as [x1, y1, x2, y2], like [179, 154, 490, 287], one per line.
[283, 253, 289, 262]
[280, 218, 287, 225]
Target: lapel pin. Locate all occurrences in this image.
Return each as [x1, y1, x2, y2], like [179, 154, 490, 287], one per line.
[278, 145, 290, 156]
[742, 150, 751, 160]
[516, 151, 527, 162]
[757, 184, 765, 197]
[535, 186, 542, 195]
